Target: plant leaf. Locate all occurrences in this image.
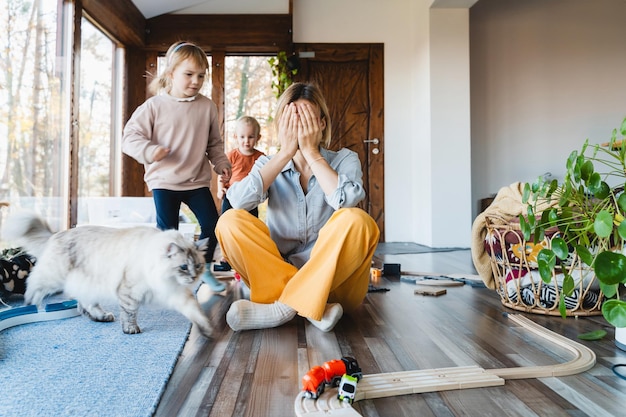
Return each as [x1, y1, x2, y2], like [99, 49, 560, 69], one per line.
[547, 179, 558, 197]
[618, 193, 626, 212]
[580, 160, 594, 181]
[618, 220, 626, 240]
[522, 183, 530, 204]
[595, 251, 626, 285]
[602, 299, 626, 328]
[519, 215, 531, 242]
[594, 210, 614, 238]
[548, 208, 560, 226]
[526, 206, 536, 229]
[551, 237, 568, 259]
[559, 293, 567, 318]
[566, 150, 578, 172]
[537, 249, 556, 282]
[577, 329, 607, 341]
[594, 181, 610, 199]
[599, 281, 618, 298]
[574, 244, 593, 266]
[562, 274, 575, 296]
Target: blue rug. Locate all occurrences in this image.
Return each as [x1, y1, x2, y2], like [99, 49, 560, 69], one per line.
[0, 296, 191, 417]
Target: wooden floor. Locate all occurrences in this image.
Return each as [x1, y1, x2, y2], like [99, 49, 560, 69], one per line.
[155, 248, 626, 417]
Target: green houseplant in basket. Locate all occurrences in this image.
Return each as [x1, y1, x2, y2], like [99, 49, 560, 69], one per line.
[521, 116, 626, 333]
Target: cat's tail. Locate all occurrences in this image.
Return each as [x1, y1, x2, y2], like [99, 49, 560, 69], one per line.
[1, 211, 54, 259]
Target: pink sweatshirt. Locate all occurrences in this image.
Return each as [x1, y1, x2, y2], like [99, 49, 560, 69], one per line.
[122, 94, 231, 191]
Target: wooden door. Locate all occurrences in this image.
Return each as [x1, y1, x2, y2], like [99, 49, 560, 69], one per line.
[294, 43, 385, 240]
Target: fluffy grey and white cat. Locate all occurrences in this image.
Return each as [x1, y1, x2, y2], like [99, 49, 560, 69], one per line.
[2, 211, 214, 338]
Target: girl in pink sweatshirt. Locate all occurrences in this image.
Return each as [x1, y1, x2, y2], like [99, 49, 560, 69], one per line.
[122, 41, 231, 292]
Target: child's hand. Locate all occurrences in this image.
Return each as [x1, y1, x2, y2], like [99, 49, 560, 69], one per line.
[152, 146, 170, 162]
[217, 188, 225, 199]
[221, 167, 232, 183]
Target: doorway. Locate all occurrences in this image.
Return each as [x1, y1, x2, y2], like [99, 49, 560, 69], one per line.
[294, 43, 384, 240]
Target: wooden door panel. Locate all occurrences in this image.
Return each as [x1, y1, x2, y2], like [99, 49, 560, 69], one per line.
[294, 43, 384, 239]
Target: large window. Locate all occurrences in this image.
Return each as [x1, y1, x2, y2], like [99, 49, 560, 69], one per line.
[0, 0, 284, 247]
[77, 17, 121, 224]
[0, 2, 126, 245]
[0, 0, 71, 236]
[224, 56, 277, 154]
[154, 54, 277, 221]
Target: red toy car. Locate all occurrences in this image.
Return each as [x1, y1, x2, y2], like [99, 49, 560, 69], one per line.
[302, 357, 362, 397]
[323, 357, 362, 386]
[302, 366, 326, 399]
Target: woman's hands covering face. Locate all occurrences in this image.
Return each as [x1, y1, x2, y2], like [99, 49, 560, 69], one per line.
[295, 101, 323, 152]
[278, 102, 299, 157]
[278, 100, 323, 157]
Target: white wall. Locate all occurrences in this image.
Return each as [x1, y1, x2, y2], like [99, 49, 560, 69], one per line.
[470, 0, 626, 219]
[295, 0, 626, 248]
[294, 0, 473, 247]
[429, 8, 471, 247]
[295, 0, 420, 244]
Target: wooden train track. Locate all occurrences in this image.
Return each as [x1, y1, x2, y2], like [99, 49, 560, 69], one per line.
[295, 314, 596, 417]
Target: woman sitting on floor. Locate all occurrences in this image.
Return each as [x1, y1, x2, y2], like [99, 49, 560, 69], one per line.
[216, 82, 380, 332]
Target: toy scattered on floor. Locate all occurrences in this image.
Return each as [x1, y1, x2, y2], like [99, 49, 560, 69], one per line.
[302, 356, 362, 399]
[0, 299, 79, 332]
[301, 366, 327, 399]
[367, 284, 389, 293]
[400, 273, 486, 288]
[414, 287, 447, 296]
[337, 373, 359, 403]
[295, 314, 597, 417]
[370, 267, 381, 279]
[213, 261, 231, 272]
[382, 263, 401, 276]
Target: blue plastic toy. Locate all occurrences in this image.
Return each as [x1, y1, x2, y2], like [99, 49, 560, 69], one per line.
[0, 300, 80, 332]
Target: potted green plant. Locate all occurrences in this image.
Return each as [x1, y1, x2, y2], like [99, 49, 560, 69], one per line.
[268, 51, 299, 98]
[522, 116, 626, 347]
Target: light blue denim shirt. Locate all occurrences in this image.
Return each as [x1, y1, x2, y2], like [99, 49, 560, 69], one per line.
[226, 148, 365, 268]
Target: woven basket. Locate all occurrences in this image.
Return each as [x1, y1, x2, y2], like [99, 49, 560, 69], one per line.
[485, 215, 603, 317]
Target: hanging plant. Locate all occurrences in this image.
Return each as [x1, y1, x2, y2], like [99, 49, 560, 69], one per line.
[268, 51, 299, 98]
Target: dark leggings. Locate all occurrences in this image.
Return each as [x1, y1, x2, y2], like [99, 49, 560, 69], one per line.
[221, 197, 259, 218]
[152, 188, 218, 263]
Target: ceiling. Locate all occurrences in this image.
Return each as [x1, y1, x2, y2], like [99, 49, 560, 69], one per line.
[130, 0, 482, 19]
[130, 0, 289, 19]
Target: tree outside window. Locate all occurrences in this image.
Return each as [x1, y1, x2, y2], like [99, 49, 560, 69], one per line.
[0, 0, 69, 237]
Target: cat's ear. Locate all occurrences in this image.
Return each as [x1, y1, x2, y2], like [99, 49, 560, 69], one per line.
[195, 238, 209, 253]
[166, 242, 183, 257]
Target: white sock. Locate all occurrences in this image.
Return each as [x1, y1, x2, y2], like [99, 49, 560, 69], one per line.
[307, 303, 343, 332]
[226, 300, 296, 331]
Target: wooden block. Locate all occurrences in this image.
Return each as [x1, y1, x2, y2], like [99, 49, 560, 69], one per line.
[414, 287, 447, 296]
[415, 279, 464, 287]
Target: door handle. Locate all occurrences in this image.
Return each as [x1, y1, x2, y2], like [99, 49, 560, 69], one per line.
[363, 138, 379, 145]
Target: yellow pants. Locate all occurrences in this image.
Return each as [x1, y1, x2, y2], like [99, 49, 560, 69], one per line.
[215, 208, 380, 321]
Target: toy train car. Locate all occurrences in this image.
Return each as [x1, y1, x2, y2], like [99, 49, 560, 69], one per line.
[302, 356, 362, 399]
[302, 366, 326, 399]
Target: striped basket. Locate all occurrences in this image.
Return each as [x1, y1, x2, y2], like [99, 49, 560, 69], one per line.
[484, 215, 603, 317]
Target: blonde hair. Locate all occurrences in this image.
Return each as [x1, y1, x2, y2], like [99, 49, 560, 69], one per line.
[235, 115, 261, 138]
[274, 82, 332, 148]
[149, 41, 209, 95]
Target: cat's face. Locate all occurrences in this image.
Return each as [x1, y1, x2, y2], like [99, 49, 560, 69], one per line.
[166, 240, 205, 285]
